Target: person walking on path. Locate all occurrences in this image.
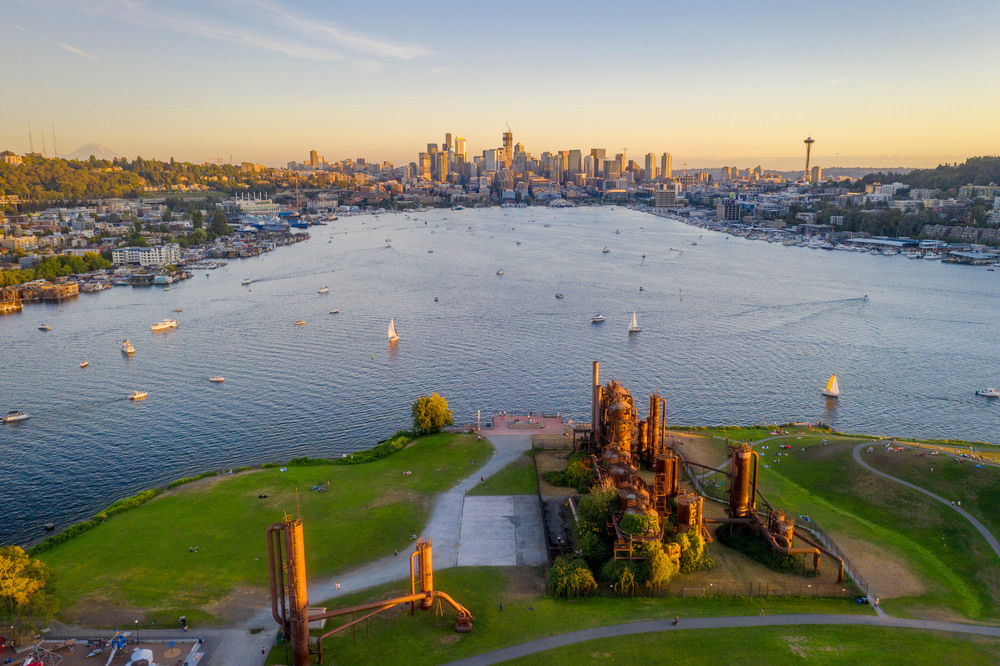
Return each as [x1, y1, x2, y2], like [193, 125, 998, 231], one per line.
[760, 608, 765, 616]
[179, 615, 188, 632]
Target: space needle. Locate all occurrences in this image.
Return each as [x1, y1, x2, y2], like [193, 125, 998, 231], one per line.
[803, 136, 815, 183]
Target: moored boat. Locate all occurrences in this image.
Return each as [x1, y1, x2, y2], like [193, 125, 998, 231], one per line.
[121, 339, 135, 355]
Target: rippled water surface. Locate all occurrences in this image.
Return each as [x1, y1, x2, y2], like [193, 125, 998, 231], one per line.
[4, 206, 1000, 545]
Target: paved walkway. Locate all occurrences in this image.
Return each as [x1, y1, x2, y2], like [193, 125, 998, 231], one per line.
[442, 613, 1000, 665]
[852, 441, 1000, 561]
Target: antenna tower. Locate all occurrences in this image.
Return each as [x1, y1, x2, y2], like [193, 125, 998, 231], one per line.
[41, 129, 47, 158]
[28, 121, 34, 154]
[52, 124, 58, 158]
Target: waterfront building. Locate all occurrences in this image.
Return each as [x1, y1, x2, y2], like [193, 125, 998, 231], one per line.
[717, 200, 741, 221]
[655, 189, 677, 207]
[112, 243, 181, 267]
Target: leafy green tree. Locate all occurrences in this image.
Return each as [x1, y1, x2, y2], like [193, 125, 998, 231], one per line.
[411, 393, 453, 434]
[209, 211, 231, 237]
[546, 556, 597, 599]
[192, 210, 204, 229]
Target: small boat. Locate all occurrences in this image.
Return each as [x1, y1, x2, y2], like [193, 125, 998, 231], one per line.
[294, 320, 306, 326]
[388, 318, 399, 343]
[151, 319, 178, 332]
[209, 376, 225, 383]
[164, 287, 171, 291]
[592, 314, 606, 323]
[173, 308, 183, 312]
[241, 279, 252, 285]
[976, 387, 1000, 397]
[555, 293, 565, 299]
[121, 339, 135, 355]
[427, 249, 434, 253]
[80, 361, 89, 368]
[615, 229, 620, 235]
[38, 324, 51, 331]
[496, 269, 504, 276]
[434, 297, 439, 302]
[822, 373, 840, 398]
[128, 391, 148, 401]
[3, 410, 30, 423]
[329, 309, 339, 314]
[602, 247, 610, 254]
[691, 242, 698, 246]
[628, 311, 641, 333]
[318, 287, 330, 294]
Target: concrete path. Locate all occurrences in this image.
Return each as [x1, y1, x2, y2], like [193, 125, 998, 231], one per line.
[852, 441, 1000, 561]
[442, 613, 1000, 665]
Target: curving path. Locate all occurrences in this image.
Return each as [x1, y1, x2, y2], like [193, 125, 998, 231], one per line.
[852, 442, 1000, 561]
[442, 613, 1000, 665]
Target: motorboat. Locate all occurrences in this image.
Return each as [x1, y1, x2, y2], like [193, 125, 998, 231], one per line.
[128, 391, 148, 401]
[628, 311, 641, 333]
[822, 373, 840, 398]
[923, 253, 942, 260]
[602, 247, 610, 253]
[80, 361, 89, 368]
[39, 324, 51, 331]
[209, 376, 225, 383]
[976, 388, 1000, 397]
[150, 319, 178, 332]
[3, 410, 30, 423]
[555, 293, 565, 299]
[318, 287, 330, 294]
[241, 279, 252, 285]
[496, 269, 504, 276]
[121, 339, 136, 355]
[388, 318, 399, 343]
[173, 308, 183, 312]
[294, 320, 306, 326]
[329, 309, 339, 314]
[592, 314, 606, 323]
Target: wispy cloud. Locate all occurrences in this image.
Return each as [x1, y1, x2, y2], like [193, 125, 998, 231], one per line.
[830, 77, 848, 86]
[50, 0, 431, 63]
[11, 21, 99, 62]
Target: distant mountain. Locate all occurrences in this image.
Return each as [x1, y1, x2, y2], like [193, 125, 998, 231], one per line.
[62, 143, 122, 161]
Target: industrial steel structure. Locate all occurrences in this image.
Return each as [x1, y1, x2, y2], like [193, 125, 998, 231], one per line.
[267, 518, 473, 666]
[587, 361, 843, 580]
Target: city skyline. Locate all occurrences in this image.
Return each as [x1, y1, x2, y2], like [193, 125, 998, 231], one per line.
[4, 0, 999, 169]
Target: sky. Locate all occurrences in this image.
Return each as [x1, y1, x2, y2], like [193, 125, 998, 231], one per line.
[3, 0, 999, 170]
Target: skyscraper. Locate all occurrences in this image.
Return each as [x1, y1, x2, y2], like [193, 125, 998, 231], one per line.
[437, 152, 448, 183]
[502, 130, 514, 168]
[661, 152, 672, 179]
[418, 152, 431, 179]
[445, 133, 452, 152]
[644, 153, 657, 181]
[309, 150, 318, 169]
[568, 149, 582, 176]
[455, 136, 467, 160]
[591, 148, 606, 177]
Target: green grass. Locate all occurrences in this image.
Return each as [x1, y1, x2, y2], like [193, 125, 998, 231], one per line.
[468, 451, 538, 496]
[268, 567, 871, 666]
[507, 625, 1000, 665]
[748, 436, 1000, 621]
[669, 424, 817, 443]
[38, 433, 493, 627]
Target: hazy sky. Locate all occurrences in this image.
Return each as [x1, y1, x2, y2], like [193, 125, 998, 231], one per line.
[4, 0, 999, 169]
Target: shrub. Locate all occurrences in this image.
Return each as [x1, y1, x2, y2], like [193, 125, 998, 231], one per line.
[547, 556, 597, 599]
[600, 559, 644, 594]
[715, 524, 800, 571]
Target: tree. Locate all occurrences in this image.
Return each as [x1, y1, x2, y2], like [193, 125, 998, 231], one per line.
[209, 211, 231, 237]
[411, 393, 453, 434]
[0, 546, 56, 625]
[192, 209, 204, 229]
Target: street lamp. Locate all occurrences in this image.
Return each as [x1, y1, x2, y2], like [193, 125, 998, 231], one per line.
[134, 619, 139, 644]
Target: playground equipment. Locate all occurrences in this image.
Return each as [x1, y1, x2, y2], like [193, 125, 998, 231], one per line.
[587, 361, 844, 581]
[267, 518, 473, 666]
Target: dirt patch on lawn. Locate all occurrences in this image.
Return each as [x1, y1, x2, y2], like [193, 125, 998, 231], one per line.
[830, 532, 926, 598]
[784, 635, 837, 658]
[670, 434, 728, 469]
[535, 448, 577, 498]
[366, 488, 421, 509]
[504, 566, 546, 599]
[201, 585, 269, 624]
[158, 468, 266, 498]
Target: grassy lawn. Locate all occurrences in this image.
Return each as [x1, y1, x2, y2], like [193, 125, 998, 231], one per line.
[669, 424, 816, 443]
[265, 567, 872, 665]
[747, 436, 1000, 621]
[860, 445, 1000, 539]
[468, 451, 538, 496]
[507, 625, 1000, 665]
[38, 433, 493, 627]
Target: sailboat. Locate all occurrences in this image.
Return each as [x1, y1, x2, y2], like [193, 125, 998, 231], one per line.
[822, 373, 840, 397]
[388, 318, 399, 342]
[628, 311, 641, 333]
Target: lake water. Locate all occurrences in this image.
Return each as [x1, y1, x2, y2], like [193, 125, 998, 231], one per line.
[3, 205, 1000, 546]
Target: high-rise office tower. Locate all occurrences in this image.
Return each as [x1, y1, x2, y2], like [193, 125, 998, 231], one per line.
[456, 136, 467, 160]
[803, 137, 815, 182]
[309, 150, 318, 169]
[427, 143, 439, 156]
[568, 149, 582, 176]
[661, 152, 673, 179]
[437, 152, 448, 182]
[502, 130, 514, 168]
[584, 155, 594, 178]
[721, 166, 732, 182]
[591, 148, 607, 177]
[811, 166, 822, 182]
[418, 152, 431, 179]
[644, 153, 657, 181]
[445, 133, 452, 152]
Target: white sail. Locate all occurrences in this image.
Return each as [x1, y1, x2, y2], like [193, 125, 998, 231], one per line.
[628, 311, 641, 332]
[823, 373, 840, 397]
[388, 318, 399, 342]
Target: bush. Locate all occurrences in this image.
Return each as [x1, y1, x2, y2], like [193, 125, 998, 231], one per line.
[547, 556, 597, 599]
[715, 524, 800, 572]
[600, 559, 644, 594]
[543, 456, 594, 492]
[577, 531, 609, 570]
[619, 512, 659, 537]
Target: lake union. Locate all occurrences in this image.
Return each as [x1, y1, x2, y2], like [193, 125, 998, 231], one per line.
[3, 205, 1000, 546]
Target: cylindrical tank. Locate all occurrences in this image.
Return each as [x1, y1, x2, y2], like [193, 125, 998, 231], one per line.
[729, 444, 754, 518]
[768, 510, 795, 548]
[285, 520, 310, 666]
[654, 453, 678, 496]
[637, 421, 648, 456]
[676, 493, 694, 531]
[648, 395, 660, 458]
[417, 539, 433, 610]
